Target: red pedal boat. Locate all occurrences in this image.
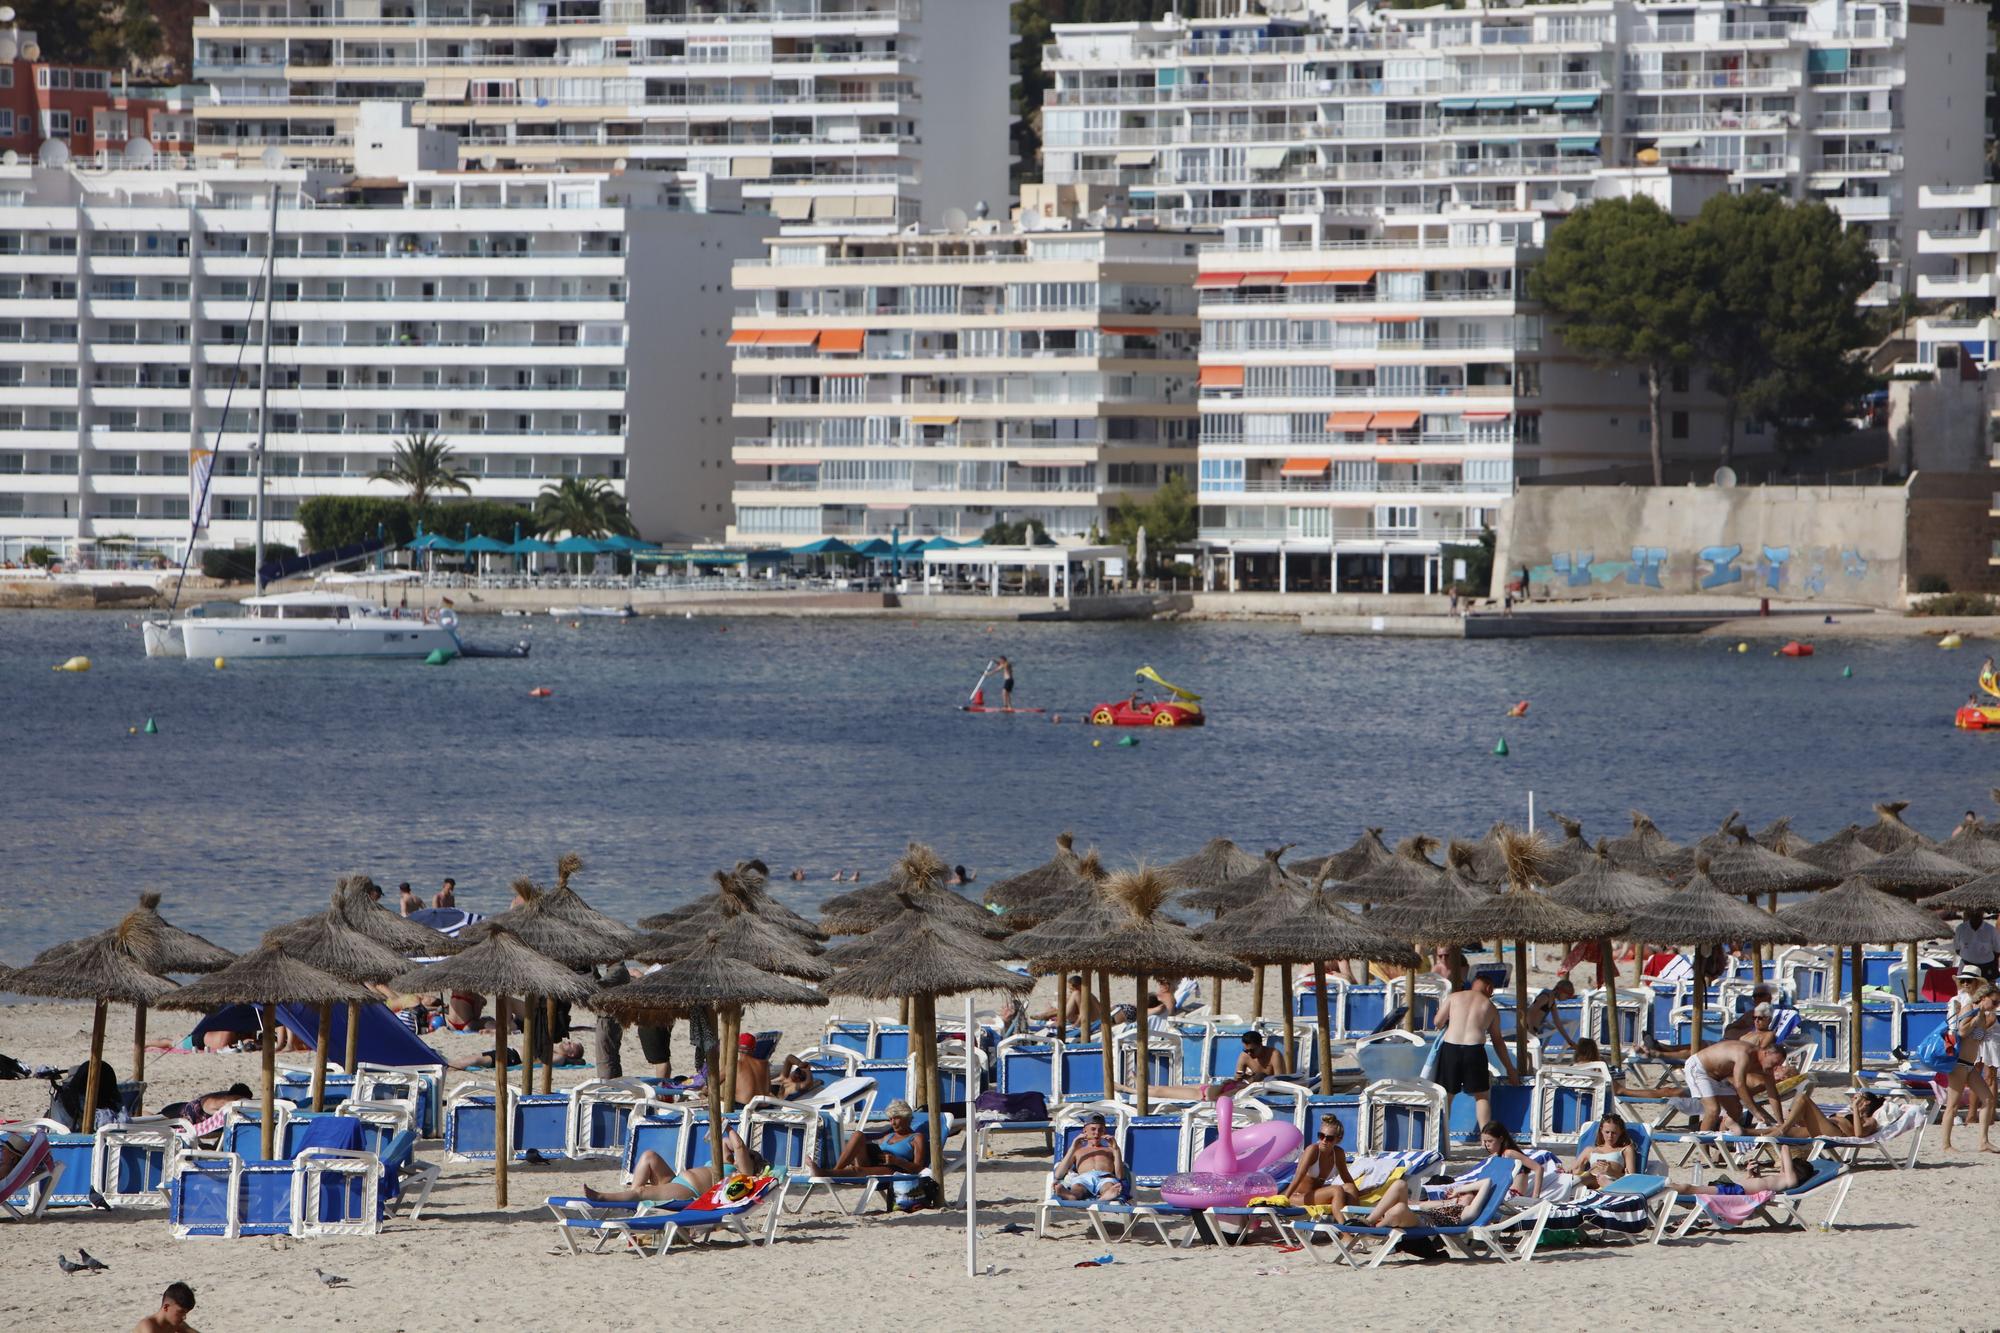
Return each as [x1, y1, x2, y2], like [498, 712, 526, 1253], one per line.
[1089, 666, 1205, 728]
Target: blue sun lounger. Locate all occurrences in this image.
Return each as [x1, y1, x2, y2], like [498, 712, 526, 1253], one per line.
[1298, 1156, 1553, 1267]
[1652, 1158, 1855, 1240]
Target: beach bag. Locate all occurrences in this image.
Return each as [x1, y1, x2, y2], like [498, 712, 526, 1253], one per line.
[1913, 1024, 1953, 1070]
[975, 1089, 1047, 1124]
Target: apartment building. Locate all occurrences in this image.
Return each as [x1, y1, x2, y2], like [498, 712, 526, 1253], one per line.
[0, 31, 197, 165]
[1195, 205, 1733, 594]
[190, 0, 1011, 235]
[1042, 0, 1986, 303]
[0, 104, 776, 566]
[1913, 183, 2000, 370]
[726, 188, 1203, 546]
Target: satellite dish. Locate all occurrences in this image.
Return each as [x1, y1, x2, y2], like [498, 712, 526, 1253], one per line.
[260, 146, 285, 169]
[125, 138, 155, 167]
[613, 157, 627, 171]
[0, 7, 16, 22]
[37, 139, 68, 168]
[941, 205, 968, 232]
[21, 40, 37, 60]
[1, 150, 16, 167]
[1713, 466, 1738, 488]
[480, 154, 498, 171]
[0, 38, 16, 62]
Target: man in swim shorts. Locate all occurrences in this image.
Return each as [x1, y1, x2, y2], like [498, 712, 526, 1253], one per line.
[1053, 1114, 1124, 1201]
[1433, 974, 1518, 1132]
[1684, 1037, 1787, 1133]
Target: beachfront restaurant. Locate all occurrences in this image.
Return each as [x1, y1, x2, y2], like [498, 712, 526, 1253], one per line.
[921, 544, 1123, 603]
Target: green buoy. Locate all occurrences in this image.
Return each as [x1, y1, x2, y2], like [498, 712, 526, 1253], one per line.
[1117, 736, 1139, 748]
[424, 648, 452, 666]
[143, 717, 158, 734]
[1492, 737, 1508, 756]
[1842, 666, 1853, 678]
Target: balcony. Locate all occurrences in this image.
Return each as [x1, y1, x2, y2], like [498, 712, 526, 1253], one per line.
[1920, 272, 2000, 302]
[1200, 478, 1509, 496]
[1198, 522, 1479, 545]
[1919, 227, 1995, 256]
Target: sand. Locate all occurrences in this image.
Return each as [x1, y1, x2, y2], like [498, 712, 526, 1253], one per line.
[1, 982, 1992, 1333]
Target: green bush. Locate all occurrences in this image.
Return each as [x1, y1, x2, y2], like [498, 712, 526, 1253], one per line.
[1912, 591, 1999, 617]
[1916, 573, 1952, 595]
[201, 543, 297, 582]
[24, 546, 54, 567]
[297, 496, 532, 551]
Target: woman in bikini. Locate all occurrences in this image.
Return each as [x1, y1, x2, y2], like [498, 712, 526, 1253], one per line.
[1756, 1090, 1883, 1142]
[1567, 1112, 1639, 1191]
[581, 1126, 765, 1204]
[1288, 1114, 1361, 1208]
[827, 1099, 929, 1176]
[1942, 985, 1998, 1153]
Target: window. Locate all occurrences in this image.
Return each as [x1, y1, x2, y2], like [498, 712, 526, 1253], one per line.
[1671, 410, 1689, 439]
[42, 110, 71, 136]
[0, 112, 12, 137]
[1198, 458, 1244, 492]
[1671, 364, 1689, 393]
[1375, 505, 1418, 531]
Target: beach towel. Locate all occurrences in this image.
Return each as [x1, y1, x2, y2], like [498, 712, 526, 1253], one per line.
[1543, 1181, 1661, 1235]
[1696, 1190, 1774, 1226]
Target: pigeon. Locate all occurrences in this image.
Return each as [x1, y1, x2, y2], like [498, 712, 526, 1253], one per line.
[56, 1254, 86, 1275]
[76, 1249, 109, 1273]
[996, 1222, 1030, 1236]
[523, 1148, 547, 1165]
[87, 1189, 112, 1211]
[315, 1268, 348, 1289]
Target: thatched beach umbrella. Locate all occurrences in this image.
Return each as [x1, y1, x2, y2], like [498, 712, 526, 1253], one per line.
[1856, 842, 1975, 999]
[820, 845, 1003, 940]
[1858, 800, 1929, 854]
[1920, 870, 2000, 916]
[981, 831, 1083, 911]
[1004, 879, 1140, 1081]
[261, 914, 410, 1110]
[1159, 837, 1267, 891]
[301, 875, 458, 1078]
[1178, 846, 1296, 1019]
[1440, 832, 1617, 1075]
[1342, 834, 1450, 905]
[1603, 811, 1681, 872]
[7, 913, 178, 1133]
[988, 850, 1108, 931]
[1540, 814, 1597, 885]
[1941, 833, 2000, 872]
[1776, 881, 1949, 1075]
[527, 853, 649, 1091]
[1455, 823, 1521, 888]
[826, 921, 1031, 1198]
[823, 894, 1013, 968]
[1026, 867, 1250, 1115]
[1704, 825, 1841, 977]
[160, 943, 374, 1159]
[1237, 885, 1421, 1092]
[1545, 842, 1669, 1063]
[1196, 870, 1314, 1060]
[594, 935, 824, 1183]
[1290, 827, 1394, 883]
[642, 863, 824, 941]
[1364, 851, 1491, 1031]
[1618, 861, 1801, 1054]
[1796, 824, 1884, 877]
[461, 877, 628, 1096]
[1754, 816, 1809, 857]
[391, 927, 596, 1206]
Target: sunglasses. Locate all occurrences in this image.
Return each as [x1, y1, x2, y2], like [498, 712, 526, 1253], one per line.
[1318, 1132, 1339, 1142]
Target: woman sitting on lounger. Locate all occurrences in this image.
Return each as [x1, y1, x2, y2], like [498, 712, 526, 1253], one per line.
[581, 1126, 766, 1205]
[1476, 1122, 1545, 1200]
[1757, 1090, 1883, 1142]
[1288, 1114, 1361, 1208]
[1568, 1113, 1638, 1191]
[826, 1099, 928, 1176]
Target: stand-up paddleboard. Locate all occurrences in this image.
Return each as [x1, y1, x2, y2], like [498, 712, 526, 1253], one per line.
[960, 704, 1047, 715]
[959, 659, 1045, 713]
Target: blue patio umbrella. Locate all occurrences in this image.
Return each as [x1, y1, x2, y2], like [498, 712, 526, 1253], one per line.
[405, 532, 462, 551]
[508, 537, 555, 554]
[460, 535, 509, 554]
[552, 535, 613, 554]
[789, 537, 855, 556]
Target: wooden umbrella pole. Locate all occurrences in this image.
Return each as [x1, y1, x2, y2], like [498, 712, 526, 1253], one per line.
[1690, 951, 1706, 1056]
[704, 1005, 727, 1175]
[493, 993, 510, 1207]
[720, 1009, 740, 1112]
[1603, 937, 1623, 1068]
[1134, 972, 1151, 1117]
[1097, 972, 1115, 1099]
[899, 995, 910, 1028]
[132, 1002, 148, 1084]
[1404, 962, 1419, 1033]
[1250, 965, 1264, 1021]
[1279, 962, 1296, 1075]
[1513, 936, 1529, 1076]
[82, 1000, 108, 1137]
[542, 996, 557, 1095]
[1851, 943, 1864, 1077]
[520, 994, 537, 1097]
[311, 1001, 332, 1112]
[259, 1008, 277, 1161]
[921, 993, 947, 1200]
[1906, 940, 1921, 1002]
[343, 1001, 360, 1078]
[1311, 960, 1334, 1095]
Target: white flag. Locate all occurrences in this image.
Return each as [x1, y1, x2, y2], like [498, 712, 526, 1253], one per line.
[189, 446, 213, 530]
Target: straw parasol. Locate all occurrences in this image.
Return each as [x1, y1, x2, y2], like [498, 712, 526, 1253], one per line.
[826, 920, 1031, 1197]
[6, 912, 178, 1134]
[1025, 867, 1250, 1114]
[321, 874, 457, 1075]
[1618, 859, 1802, 1055]
[1919, 869, 2000, 916]
[1195, 868, 1316, 1062]
[1603, 811, 1681, 871]
[1540, 813, 1597, 885]
[1545, 841, 1670, 1064]
[1855, 841, 1976, 999]
[1341, 834, 1450, 905]
[261, 913, 411, 1111]
[1795, 824, 1884, 877]
[1157, 837, 1267, 890]
[1002, 874, 1143, 1082]
[1440, 832, 1617, 1074]
[1454, 823, 1521, 888]
[820, 845, 1005, 940]
[1177, 846, 1297, 1019]
[1857, 800, 1929, 854]
[1236, 883, 1422, 1092]
[981, 831, 1083, 910]
[1362, 847, 1492, 1031]
[390, 927, 597, 1206]
[1289, 827, 1394, 882]
[540, 852, 646, 953]
[1941, 833, 2000, 872]
[1704, 823, 1842, 978]
[1649, 812, 1748, 882]
[1776, 880, 1950, 1075]
[641, 862, 824, 941]
[159, 942, 375, 1159]
[1754, 816, 1809, 857]
[822, 893, 1014, 967]
[988, 849, 1108, 931]
[593, 934, 824, 1186]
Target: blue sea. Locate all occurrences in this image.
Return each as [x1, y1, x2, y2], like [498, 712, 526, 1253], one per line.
[1, 608, 1993, 962]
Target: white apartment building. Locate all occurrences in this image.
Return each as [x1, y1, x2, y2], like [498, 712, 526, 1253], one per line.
[1913, 183, 2000, 370]
[1042, 0, 1987, 303]
[727, 190, 1202, 545]
[1195, 205, 1733, 593]
[190, 0, 1012, 235]
[0, 104, 776, 565]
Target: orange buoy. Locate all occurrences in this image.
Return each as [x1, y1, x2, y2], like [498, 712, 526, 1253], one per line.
[529, 686, 553, 698]
[1779, 641, 1814, 657]
[1506, 700, 1529, 718]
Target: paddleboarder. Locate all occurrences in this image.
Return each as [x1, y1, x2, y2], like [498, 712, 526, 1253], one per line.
[997, 655, 1016, 708]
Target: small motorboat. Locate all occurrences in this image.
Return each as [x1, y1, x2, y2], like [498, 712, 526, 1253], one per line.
[1089, 666, 1205, 728]
[548, 606, 635, 619]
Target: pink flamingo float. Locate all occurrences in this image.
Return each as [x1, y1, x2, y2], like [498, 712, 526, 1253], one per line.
[1158, 1095, 1304, 1209]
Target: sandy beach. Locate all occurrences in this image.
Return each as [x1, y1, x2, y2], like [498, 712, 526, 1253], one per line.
[3, 976, 1993, 1333]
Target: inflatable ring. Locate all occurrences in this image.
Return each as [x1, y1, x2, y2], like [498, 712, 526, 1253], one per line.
[1090, 707, 1115, 726]
[1153, 711, 1177, 727]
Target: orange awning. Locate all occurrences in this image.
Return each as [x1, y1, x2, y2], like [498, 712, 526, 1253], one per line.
[1198, 365, 1245, 389]
[1280, 457, 1331, 476]
[1194, 272, 1246, 289]
[1462, 409, 1511, 420]
[1374, 314, 1420, 324]
[758, 328, 820, 346]
[910, 415, 959, 426]
[1282, 270, 1335, 284]
[726, 329, 765, 346]
[1240, 271, 1286, 285]
[1326, 269, 1377, 283]
[1102, 324, 1160, 335]
[1326, 411, 1374, 431]
[1372, 410, 1421, 430]
[818, 329, 865, 353]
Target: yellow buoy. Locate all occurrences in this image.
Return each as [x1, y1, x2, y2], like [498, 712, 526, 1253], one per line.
[1939, 633, 1965, 650]
[1091, 739, 1102, 748]
[53, 655, 91, 672]
[213, 657, 227, 669]
[1736, 643, 1747, 654]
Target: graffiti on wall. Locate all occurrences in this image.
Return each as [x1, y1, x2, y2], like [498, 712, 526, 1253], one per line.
[1527, 542, 1876, 598]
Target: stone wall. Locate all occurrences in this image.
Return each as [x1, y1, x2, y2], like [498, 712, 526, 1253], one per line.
[1493, 482, 1913, 608]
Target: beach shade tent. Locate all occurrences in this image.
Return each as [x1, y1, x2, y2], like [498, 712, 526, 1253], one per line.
[1194, 867, 1315, 1064]
[825, 920, 1032, 1197]
[1617, 861, 1803, 1055]
[1544, 842, 1670, 1065]
[1703, 825, 1842, 976]
[30, 891, 233, 1083]
[1237, 885, 1423, 1092]
[1025, 867, 1251, 1115]
[1178, 847, 1300, 1019]
[1435, 833, 1618, 1076]
[1776, 881, 1951, 1075]
[1289, 827, 1394, 883]
[1854, 844, 1977, 999]
[982, 831, 1084, 912]
[390, 928, 596, 1205]
[1755, 816, 1810, 857]
[6, 913, 179, 1133]
[1602, 812, 1682, 873]
[1360, 851, 1492, 1032]
[157, 944, 374, 1159]
[592, 936, 825, 1182]
[1858, 801, 1933, 855]
[1795, 824, 1885, 878]
[260, 914, 411, 1111]
[1538, 814, 1598, 886]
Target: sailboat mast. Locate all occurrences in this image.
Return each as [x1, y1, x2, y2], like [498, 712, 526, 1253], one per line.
[252, 184, 279, 596]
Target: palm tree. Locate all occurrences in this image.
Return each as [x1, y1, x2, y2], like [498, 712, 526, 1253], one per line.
[533, 476, 636, 540]
[370, 431, 473, 508]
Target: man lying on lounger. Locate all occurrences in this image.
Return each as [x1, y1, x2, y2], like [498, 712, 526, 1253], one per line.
[1052, 1114, 1124, 1202]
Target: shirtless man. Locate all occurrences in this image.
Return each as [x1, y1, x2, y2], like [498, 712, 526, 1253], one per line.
[1234, 1030, 1285, 1082]
[1053, 1114, 1124, 1201]
[134, 1282, 199, 1333]
[1034, 975, 1102, 1031]
[1433, 974, 1518, 1132]
[733, 1033, 770, 1105]
[1523, 977, 1577, 1048]
[1684, 1038, 1788, 1132]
